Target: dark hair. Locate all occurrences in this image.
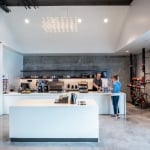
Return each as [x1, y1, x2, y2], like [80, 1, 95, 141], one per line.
[96, 72, 101, 76]
[112, 75, 119, 80]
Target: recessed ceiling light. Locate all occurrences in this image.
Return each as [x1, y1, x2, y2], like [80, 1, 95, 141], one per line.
[125, 50, 129, 53]
[24, 18, 30, 24]
[77, 18, 82, 23]
[104, 18, 108, 23]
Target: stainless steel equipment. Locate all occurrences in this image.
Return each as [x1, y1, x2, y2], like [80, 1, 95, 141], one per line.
[43, 85, 48, 92]
[18, 82, 32, 93]
[70, 93, 77, 104]
[20, 83, 30, 90]
[55, 95, 69, 103]
[48, 80, 64, 91]
[36, 80, 49, 93]
[78, 81, 88, 93]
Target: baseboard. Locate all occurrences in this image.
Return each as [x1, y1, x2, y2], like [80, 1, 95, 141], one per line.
[10, 138, 98, 142]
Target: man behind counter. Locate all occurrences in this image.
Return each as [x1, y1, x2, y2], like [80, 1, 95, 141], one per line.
[93, 73, 102, 91]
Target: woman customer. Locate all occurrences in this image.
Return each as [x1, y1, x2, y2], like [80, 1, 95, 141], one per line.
[111, 75, 121, 118]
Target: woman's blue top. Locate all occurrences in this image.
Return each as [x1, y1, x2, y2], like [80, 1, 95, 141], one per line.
[112, 81, 121, 93]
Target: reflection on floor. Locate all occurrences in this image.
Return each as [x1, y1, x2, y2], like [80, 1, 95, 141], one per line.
[0, 103, 150, 150]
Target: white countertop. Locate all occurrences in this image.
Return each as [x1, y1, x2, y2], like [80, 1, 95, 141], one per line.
[11, 99, 97, 107]
[4, 91, 126, 96]
[4, 91, 126, 115]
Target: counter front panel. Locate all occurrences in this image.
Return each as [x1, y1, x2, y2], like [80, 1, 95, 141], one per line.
[9, 100, 99, 142]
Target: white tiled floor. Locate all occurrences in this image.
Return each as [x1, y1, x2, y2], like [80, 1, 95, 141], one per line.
[0, 103, 150, 150]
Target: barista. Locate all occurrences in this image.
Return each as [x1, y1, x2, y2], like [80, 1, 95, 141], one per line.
[93, 73, 102, 91]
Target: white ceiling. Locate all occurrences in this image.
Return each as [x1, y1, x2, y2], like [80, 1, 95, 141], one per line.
[4, 6, 129, 54]
[116, 0, 150, 55]
[117, 30, 150, 55]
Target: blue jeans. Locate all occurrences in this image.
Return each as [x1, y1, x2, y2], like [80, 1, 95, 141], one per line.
[112, 96, 120, 114]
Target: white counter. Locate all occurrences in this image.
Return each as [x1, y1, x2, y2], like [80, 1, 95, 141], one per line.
[3, 91, 126, 115]
[9, 99, 99, 142]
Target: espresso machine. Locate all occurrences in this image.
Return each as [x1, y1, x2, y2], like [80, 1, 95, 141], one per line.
[36, 80, 48, 92]
[78, 81, 88, 93]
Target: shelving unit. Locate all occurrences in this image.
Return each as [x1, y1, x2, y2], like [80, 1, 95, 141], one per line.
[21, 69, 97, 72]
[20, 69, 108, 79]
[128, 77, 149, 108]
[128, 49, 150, 108]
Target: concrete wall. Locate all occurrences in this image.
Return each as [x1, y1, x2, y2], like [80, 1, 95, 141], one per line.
[23, 55, 130, 96]
[136, 50, 150, 77]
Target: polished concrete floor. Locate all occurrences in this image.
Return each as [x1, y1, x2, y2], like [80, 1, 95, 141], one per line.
[0, 103, 150, 150]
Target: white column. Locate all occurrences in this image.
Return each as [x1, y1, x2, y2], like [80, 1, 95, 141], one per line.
[0, 42, 3, 115]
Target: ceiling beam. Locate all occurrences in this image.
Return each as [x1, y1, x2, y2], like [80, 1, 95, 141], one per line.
[0, 0, 11, 13]
[4, 0, 134, 6]
[0, 0, 133, 13]
[22, 0, 38, 9]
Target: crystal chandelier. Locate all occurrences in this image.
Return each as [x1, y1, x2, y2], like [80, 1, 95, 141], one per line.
[41, 16, 82, 33]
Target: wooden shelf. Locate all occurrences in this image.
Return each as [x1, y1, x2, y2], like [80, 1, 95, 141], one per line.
[21, 69, 97, 72]
[20, 78, 93, 79]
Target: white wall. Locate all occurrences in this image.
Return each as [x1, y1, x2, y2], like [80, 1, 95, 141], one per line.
[117, 0, 150, 50]
[0, 9, 21, 52]
[3, 46, 23, 91]
[0, 43, 3, 115]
